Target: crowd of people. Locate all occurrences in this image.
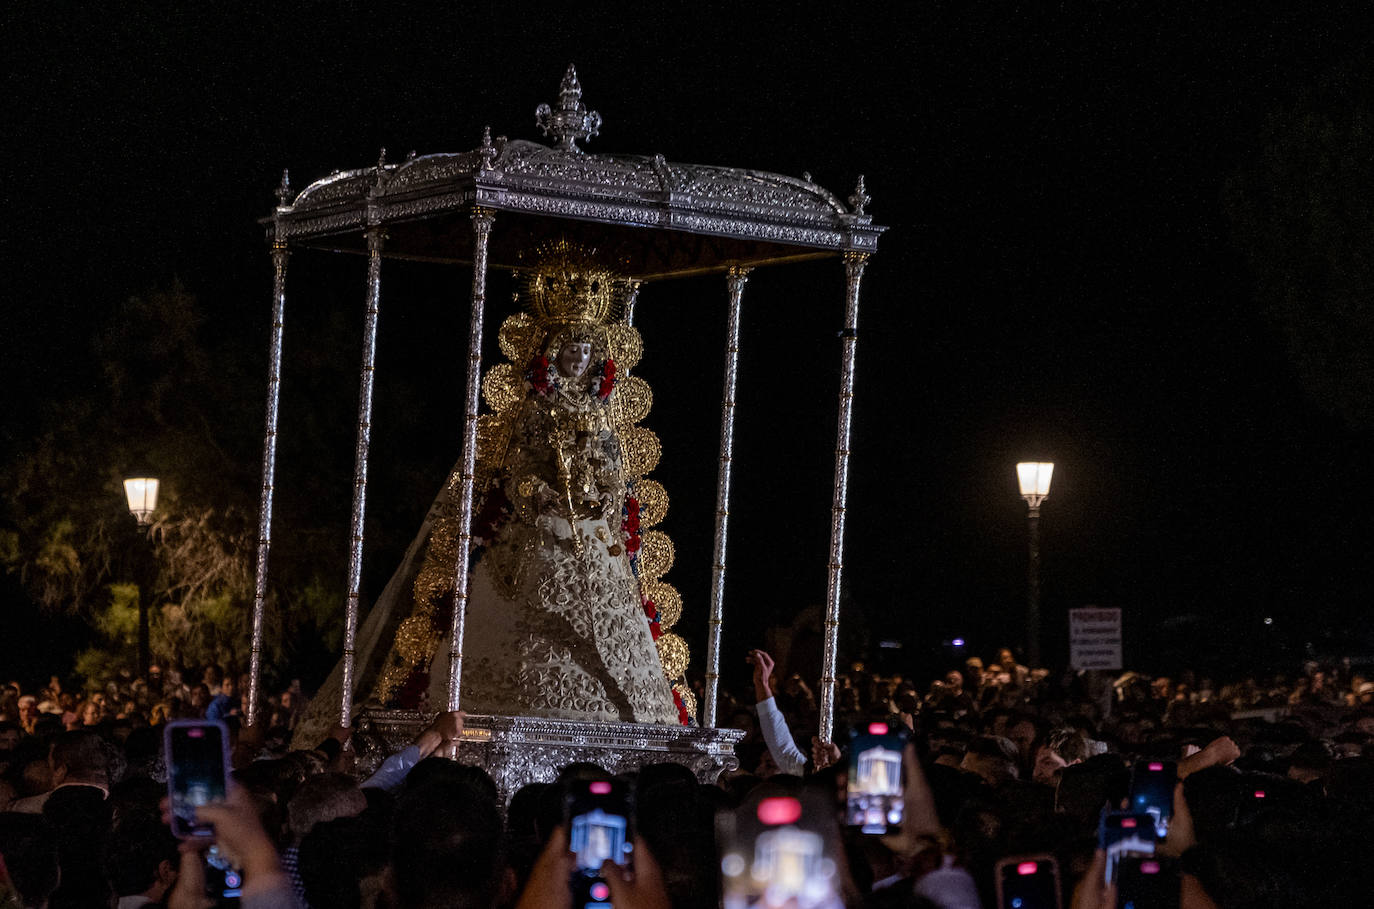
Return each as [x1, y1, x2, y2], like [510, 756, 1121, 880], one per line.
[0, 645, 1371, 907]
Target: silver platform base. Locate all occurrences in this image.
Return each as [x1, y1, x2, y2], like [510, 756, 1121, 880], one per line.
[352, 709, 744, 805]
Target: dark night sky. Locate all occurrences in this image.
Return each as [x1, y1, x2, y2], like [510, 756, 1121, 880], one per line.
[5, 3, 1374, 687]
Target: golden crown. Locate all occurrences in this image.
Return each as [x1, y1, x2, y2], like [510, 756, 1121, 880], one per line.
[522, 239, 618, 329]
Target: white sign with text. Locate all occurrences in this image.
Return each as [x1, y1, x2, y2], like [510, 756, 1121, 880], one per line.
[1069, 607, 1122, 670]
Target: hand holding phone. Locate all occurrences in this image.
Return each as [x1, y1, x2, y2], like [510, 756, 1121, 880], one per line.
[1115, 855, 1180, 909]
[994, 855, 1061, 909]
[565, 779, 633, 909]
[1098, 812, 1157, 884]
[718, 787, 845, 908]
[1128, 760, 1177, 837]
[846, 721, 909, 834]
[165, 719, 231, 838]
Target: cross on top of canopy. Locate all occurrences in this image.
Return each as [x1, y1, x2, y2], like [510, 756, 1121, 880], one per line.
[265, 65, 885, 280]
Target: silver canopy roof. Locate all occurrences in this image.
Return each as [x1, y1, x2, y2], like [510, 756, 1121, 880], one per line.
[266, 66, 884, 280]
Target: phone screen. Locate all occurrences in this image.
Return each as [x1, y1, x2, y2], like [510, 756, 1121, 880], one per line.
[1128, 760, 1176, 837]
[994, 856, 1061, 909]
[1115, 855, 1180, 909]
[846, 722, 907, 834]
[565, 779, 633, 909]
[165, 720, 230, 838]
[718, 788, 844, 909]
[1098, 812, 1157, 883]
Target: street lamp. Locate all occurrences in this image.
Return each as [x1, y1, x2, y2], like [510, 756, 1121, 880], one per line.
[123, 476, 159, 679]
[123, 477, 159, 526]
[1016, 461, 1053, 668]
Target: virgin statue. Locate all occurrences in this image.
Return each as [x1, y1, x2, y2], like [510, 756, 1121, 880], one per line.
[295, 241, 688, 744]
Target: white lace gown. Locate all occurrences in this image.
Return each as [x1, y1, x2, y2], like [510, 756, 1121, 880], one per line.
[423, 382, 677, 724]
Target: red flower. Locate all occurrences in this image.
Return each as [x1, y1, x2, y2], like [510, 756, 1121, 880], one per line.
[642, 598, 658, 622]
[625, 533, 641, 555]
[673, 690, 689, 725]
[649, 621, 663, 641]
[598, 357, 617, 400]
[526, 355, 552, 396]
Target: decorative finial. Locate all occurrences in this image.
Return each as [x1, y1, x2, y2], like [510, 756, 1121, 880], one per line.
[535, 64, 602, 153]
[275, 169, 291, 206]
[479, 125, 497, 171]
[373, 148, 389, 190]
[406, 149, 417, 161]
[802, 171, 813, 183]
[848, 174, 870, 216]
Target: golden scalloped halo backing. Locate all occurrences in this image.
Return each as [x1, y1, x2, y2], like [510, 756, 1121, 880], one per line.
[638, 530, 675, 580]
[613, 376, 653, 427]
[603, 322, 643, 370]
[481, 363, 523, 414]
[656, 632, 689, 679]
[498, 312, 538, 363]
[632, 478, 669, 528]
[641, 579, 681, 628]
[674, 682, 698, 722]
[621, 427, 662, 478]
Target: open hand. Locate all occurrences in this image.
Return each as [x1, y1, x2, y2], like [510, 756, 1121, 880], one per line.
[747, 650, 776, 702]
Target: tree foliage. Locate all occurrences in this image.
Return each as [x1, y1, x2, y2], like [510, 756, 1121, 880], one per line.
[0, 283, 343, 686]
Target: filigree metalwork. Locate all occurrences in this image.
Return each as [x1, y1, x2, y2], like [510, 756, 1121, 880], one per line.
[535, 64, 602, 153]
[612, 376, 652, 427]
[481, 363, 523, 414]
[352, 710, 742, 807]
[632, 478, 668, 527]
[499, 312, 538, 362]
[674, 683, 698, 723]
[656, 633, 689, 679]
[641, 579, 681, 629]
[603, 322, 643, 370]
[638, 530, 674, 580]
[848, 174, 871, 215]
[621, 426, 661, 478]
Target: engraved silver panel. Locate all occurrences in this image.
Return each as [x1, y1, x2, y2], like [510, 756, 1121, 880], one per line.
[352, 710, 744, 807]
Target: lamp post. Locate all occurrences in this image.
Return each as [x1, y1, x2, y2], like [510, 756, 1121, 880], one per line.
[1015, 462, 1053, 668]
[123, 476, 159, 680]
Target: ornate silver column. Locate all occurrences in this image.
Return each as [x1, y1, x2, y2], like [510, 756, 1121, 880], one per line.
[704, 265, 750, 728]
[246, 215, 289, 729]
[339, 226, 385, 728]
[622, 279, 641, 327]
[819, 251, 869, 744]
[447, 207, 496, 711]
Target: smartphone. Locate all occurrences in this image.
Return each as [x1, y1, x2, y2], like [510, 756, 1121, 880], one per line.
[204, 844, 243, 904]
[565, 779, 633, 909]
[1115, 855, 1180, 909]
[1098, 812, 1157, 884]
[994, 855, 1062, 909]
[717, 787, 844, 909]
[164, 719, 231, 838]
[1128, 759, 1176, 837]
[846, 721, 909, 834]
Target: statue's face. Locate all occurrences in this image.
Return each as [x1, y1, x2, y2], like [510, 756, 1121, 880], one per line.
[557, 340, 593, 378]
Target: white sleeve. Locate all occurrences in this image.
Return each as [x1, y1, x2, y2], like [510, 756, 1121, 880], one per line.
[755, 696, 807, 776]
[360, 743, 422, 791]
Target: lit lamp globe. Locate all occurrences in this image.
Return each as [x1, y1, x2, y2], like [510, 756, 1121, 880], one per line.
[123, 477, 160, 526]
[1016, 462, 1053, 509]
